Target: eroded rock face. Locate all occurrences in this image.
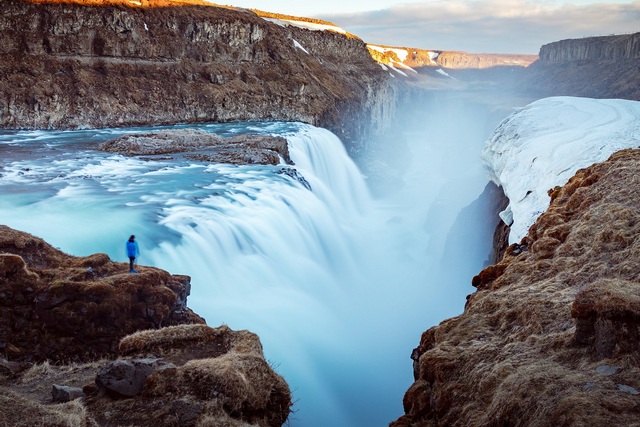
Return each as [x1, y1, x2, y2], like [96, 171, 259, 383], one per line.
[0, 225, 204, 363]
[394, 149, 640, 427]
[0, 0, 396, 152]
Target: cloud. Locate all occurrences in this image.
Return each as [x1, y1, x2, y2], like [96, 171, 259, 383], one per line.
[320, 0, 640, 53]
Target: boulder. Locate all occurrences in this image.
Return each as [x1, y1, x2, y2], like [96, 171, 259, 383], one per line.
[96, 358, 175, 397]
[51, 384, 85, 402]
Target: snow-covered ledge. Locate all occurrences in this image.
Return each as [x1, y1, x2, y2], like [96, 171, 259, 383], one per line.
[482, 96, 640, 244]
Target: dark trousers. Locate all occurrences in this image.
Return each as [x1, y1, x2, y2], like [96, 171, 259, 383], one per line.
[129, 257, 136, 272]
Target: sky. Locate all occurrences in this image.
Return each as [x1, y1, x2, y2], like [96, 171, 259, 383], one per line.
[215, 0, 640, 53]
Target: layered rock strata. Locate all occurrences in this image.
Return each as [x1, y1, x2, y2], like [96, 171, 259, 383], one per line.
[0, 0, 397, 152]
[393, 149, 640, 426]
[0, 225, 204, 363]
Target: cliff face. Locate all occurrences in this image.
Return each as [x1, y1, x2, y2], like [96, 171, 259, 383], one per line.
[0, 0, 398, 151]
[393, 149, 640, 427]
[434, 51, 538, 70]
[539, 33, 640, 62]
[521, 32, 640, 100]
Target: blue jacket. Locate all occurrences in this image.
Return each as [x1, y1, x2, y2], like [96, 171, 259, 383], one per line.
[126, 240, 139, 258]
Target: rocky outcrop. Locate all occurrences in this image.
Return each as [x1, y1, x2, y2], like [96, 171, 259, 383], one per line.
[0, 0, 397, 152]
[520, 32, 640, 101]
[393, 149, 640, 426]
[98, 129, 291, 164]
[0, 225, 204, 363]
[0, 223, 291, 425]
[1, 324, 291, 427]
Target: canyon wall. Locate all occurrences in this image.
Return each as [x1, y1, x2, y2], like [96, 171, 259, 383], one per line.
[434, 51, 538, 70]
[539, 33, 640, 62]
[0, 0, 400, 152]
[522, 32, 640, 100]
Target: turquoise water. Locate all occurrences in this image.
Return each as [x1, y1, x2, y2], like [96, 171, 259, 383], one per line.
[0, 119, 492, 426]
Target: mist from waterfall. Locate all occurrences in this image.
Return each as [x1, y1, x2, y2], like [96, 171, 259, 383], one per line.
[0, 95, 508, 426]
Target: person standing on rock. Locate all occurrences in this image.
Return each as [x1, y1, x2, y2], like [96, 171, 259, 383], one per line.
[126, 235, 140, 274]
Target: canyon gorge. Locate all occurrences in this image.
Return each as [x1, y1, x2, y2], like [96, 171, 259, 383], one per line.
[1, 0, 640, 426]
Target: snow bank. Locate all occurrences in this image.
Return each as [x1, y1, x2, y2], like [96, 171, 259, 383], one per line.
[482, 96, 640, 244]
[262, 17, 346, 34]
[367, 45, 420, 76]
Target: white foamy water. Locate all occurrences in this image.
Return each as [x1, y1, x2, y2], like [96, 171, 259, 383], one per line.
[0, 114, 497, 426]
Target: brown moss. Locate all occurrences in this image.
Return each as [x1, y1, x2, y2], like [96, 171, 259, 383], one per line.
[471, 264, 507, 289]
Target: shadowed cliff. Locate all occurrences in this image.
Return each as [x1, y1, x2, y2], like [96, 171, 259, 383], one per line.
[393, 149, 640, 426]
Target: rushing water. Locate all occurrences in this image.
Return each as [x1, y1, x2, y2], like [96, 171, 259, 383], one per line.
[0, 109, 497, 426]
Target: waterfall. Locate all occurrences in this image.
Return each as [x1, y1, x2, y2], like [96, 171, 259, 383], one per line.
[0, 109, 499, 426]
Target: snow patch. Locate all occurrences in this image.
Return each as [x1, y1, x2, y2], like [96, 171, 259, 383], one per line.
[293, 39, 309, 54]
[368, 45, 408, 62]
[388, 64, 407, 77]
[392, 61, 417, 73]
[379, 64, 389, 71]
[436, 69, 451, 77]
[482, 96, 640, 244]
[263, 18, 346, 34]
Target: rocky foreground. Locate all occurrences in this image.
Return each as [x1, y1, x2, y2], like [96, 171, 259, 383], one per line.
[0, 226, 291, 426]
[393, 148, 640, 426]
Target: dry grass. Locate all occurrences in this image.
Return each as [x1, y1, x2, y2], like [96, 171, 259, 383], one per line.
[119, 324, 264, 366]
[0, 387, 97, 427]
[145, 353, 291, 425]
